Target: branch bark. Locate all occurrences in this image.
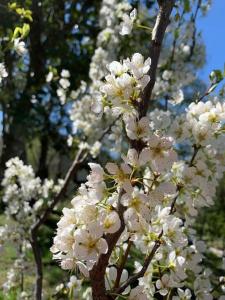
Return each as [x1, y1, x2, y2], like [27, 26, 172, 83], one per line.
[139, 0, 175, 118]
[188, 0, 202, 60]
[90, 190, 125, 300]
[31, 148, 87, 233]
[114, 234, 163, 295]
[114, 239, 132, 289]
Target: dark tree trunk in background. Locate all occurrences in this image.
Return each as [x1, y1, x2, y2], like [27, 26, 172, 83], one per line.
[37, 134, 49, 179]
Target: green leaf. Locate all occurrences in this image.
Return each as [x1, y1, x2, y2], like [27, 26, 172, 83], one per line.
[8, 2, 17, 10]
[22, 23, 30, 38]
[12, 26, 22, 39]
[209, 69, 224, 84]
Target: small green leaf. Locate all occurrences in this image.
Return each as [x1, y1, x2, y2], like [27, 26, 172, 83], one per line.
[8, 2, 17, 9]
[209, 69, 224, 84]
[22, 23, 30, 38]
[13, 26, 22, 39]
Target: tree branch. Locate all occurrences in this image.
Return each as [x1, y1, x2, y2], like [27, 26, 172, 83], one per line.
[114, 233, 163, 295]
[89, 1, 176, 297]
[139, 0, 175, 118]
[90, 190, 125, 300]
[31, 148, 87, 234]
[189, 144, 201, 167]
[29, 117, 119, 300]
[188, 0, 202, 60]
[114, 239, 132, 289]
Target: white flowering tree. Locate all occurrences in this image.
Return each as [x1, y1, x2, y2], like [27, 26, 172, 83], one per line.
[0, 0, 225, 300]
[51, 1, 225, 300]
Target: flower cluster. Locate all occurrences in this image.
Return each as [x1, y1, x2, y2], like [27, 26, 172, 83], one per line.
[52, 48, 225, 299]
[99, 53, 151, 115]
[2, 157, 63, 225]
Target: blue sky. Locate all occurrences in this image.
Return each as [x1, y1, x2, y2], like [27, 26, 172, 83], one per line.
[197, 0, 225, 81]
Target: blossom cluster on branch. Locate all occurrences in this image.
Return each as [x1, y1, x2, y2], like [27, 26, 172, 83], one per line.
[51, 49, 225, 299]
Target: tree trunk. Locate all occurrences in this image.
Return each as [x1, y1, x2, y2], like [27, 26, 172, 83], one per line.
[37, 134, 49, 179]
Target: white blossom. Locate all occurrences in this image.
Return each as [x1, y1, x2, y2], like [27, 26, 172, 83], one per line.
[14, 38, 27, 55]
[120, 9, 137, 36]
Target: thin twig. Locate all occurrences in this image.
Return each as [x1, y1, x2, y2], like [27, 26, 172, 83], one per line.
[31, 148, 87, 233]
[114, 232, 163, 295]
[90, 190, 126, 300]
[188, 0, 202, 60]
[98, 116, 120, 141]
[139, 0, 175, 118]
[189, 144, 201, 167]
[114, 239, 132, 289]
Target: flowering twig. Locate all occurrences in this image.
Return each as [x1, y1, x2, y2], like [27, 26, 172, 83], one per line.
[88, 3, 176, 299]
[114, 142, 201, 296]
[114, 234, 163, 295]
[114, 239, 132, 289]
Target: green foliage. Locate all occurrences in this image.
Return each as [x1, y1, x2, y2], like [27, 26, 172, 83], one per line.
[12, 23, 30, 39]
[8, 2, 33, 22]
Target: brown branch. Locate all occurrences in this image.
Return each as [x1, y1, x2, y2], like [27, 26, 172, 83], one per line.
[31, 116, 118, 234]
[98, 115, 120, 141]
[90, 190, 126, 300]
[169, 9, 185, 66]
[114, 232, 163, 295]
[189, 144, 201, 167]
[139, 0, 175, 118]
[114, 239, 132, 289]
[30, 148, 87, 300]
[31, 148, 87, 234]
